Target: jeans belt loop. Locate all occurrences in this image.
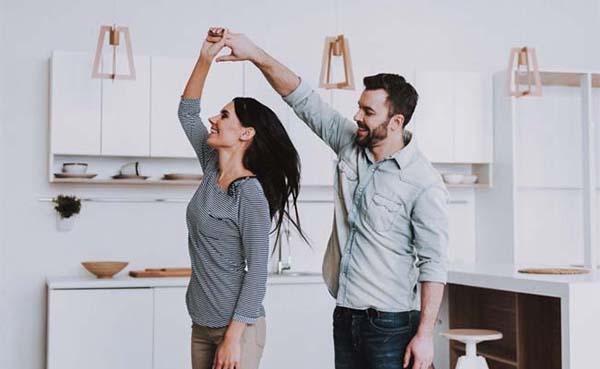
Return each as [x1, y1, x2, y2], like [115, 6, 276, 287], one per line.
[366, 308, 379, 318]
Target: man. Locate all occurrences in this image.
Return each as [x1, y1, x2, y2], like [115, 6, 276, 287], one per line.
[217, 31, 448, 369]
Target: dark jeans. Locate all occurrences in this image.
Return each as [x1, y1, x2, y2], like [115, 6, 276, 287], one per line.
[333, 306, 420, 369]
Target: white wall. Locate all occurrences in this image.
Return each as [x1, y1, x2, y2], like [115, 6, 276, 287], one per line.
[3, 1, 600, 369]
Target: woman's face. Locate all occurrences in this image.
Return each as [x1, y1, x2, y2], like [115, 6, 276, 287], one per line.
[207, 101, 250, 149]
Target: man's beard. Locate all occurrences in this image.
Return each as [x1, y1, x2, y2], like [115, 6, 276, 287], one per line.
[355, 119, 390, 148]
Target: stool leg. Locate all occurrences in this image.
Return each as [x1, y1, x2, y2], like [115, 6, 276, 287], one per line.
[465, 342, 477, 357]
[455, 342, 489, 369]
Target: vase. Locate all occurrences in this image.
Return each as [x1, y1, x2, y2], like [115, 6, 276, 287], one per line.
[56, 213, 76, 232]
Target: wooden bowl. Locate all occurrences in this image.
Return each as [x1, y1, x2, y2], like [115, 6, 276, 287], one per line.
[81, 261, 128, 279]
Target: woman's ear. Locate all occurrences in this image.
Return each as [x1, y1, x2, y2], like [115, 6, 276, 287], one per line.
[240, 127, 256, 141]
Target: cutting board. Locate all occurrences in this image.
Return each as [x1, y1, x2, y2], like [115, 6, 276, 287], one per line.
[129, 267, 192, 278]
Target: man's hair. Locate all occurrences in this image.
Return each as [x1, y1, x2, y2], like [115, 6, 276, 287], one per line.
[363, 73, 418, 127]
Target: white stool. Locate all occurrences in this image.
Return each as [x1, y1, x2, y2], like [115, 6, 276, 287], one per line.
[441, 329, 503, 369]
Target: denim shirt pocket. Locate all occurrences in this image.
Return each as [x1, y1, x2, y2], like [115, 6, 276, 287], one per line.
[365, 193, 405, 232]
[335, 159, 358, 198]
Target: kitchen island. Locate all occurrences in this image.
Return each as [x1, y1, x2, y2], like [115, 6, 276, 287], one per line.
[434, 263, 600, 369]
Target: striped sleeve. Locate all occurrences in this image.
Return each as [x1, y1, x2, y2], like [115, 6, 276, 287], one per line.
[177, 97, 215, 169]
[233, 182, 271, 324]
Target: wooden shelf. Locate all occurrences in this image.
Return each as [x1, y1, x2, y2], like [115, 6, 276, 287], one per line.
[449, 285, 562, 369]
[51, 178, 201, 186]
[446, 183, 491, 189]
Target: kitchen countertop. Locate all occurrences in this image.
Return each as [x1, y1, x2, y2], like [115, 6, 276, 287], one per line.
[48, 263, 600, 298]
[47, 272, 324, 290]
[448, 262, 600, 298]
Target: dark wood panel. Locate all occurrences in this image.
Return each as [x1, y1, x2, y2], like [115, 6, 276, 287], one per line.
[449, 285, 518, 361]
[517, 293, 561, 369]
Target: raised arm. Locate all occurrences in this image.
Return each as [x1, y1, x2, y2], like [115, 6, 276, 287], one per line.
[178, 28, 226, 168]
[217, 32, 356, 153]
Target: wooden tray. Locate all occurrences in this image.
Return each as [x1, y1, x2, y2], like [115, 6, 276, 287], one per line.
[129, 267, 191, 278]
[518, 267, 590, 275]
[162, 173, 203, 181]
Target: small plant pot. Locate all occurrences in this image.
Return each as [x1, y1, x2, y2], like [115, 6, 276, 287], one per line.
[56, 213, 76, 232]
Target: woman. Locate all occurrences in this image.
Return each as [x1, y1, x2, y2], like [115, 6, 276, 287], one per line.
[178, 28, 304, 369]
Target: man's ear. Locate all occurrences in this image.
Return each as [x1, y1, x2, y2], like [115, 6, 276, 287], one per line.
[240, 127, 256, 141]
[390, 114, 405, 131]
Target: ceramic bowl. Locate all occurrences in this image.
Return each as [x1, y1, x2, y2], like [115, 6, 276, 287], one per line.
[81, 261, 128, 279]
[62, 163, 88, 174]
[462, 175, 478, 184]
[442, 173, 465, 185]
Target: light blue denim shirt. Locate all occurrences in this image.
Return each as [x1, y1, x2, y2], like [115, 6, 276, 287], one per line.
[283, 80, 449, 312]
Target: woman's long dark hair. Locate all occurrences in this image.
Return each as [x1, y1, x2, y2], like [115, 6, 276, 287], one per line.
[233, 97, 307, 250]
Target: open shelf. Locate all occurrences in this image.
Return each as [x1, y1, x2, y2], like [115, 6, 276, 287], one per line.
[51, 178, 201, 186]
[449, 285, 561, 369]
[446, 183, 491, 189]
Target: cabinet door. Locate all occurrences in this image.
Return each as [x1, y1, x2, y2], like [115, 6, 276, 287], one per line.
[153, 287, 192, 369]
[201, 61, 243, 127]
[47, 288, 153, 369]
[287, 111, 337, 187]
[414, 70, 455, 163]
[454, 71, 492, 163]
[262, 283, 335, 369]
[101, 54, 151, 156]
[448, 199, 476, 263]
[50, 51, 102, 155]
[151, 57, 196, 158]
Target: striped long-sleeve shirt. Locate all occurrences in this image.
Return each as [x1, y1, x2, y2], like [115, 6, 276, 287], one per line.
[178, 98, 270, 328]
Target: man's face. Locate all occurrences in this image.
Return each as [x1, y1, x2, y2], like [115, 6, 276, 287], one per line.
[353, 89, 395, 148]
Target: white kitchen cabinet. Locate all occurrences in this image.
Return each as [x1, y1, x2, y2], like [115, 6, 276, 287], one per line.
[50, 51, 102, 155]
[101, 54, 151, 156]
[454, 71, 492, 162]
[244, 64, 290, 123]
[414, 70, 454, 162]
[150, 57, 196, 158]
[415, 70, 492, 163]
[448, 198, 476, 263]
[47, 277, 334, 369]
[261, 282, 336, 369]
[153, 287, 191, 369]
[201, 61, 243, 124]
[47, 288, 153, 369]
[287, 112, 337, 187]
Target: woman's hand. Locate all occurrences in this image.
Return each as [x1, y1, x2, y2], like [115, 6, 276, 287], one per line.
[212, 335, 242, 369]
[200, 27, 227, 63]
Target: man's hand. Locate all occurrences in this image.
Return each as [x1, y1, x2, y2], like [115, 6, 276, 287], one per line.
[200, 27, 227, 63]
[216, 32, 263, 63]
[403, 332, 434, 369]
[212, 335, 242, 369]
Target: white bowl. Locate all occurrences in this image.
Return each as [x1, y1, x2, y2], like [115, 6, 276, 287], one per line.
[462, 175, 478, 184]
[442, 173, 464, 185]
[62, 163, 88, 174]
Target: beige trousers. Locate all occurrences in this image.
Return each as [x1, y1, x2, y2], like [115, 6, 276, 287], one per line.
[191, 318, 266, 369]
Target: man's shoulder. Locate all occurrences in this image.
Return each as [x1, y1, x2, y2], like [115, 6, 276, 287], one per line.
[401, 150, 445, 191]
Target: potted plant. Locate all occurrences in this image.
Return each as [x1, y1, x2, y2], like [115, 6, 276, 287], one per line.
[52, 195, 81, 232]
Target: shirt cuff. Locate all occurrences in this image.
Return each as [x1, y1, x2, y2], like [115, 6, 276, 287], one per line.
[418, 262, 448, 284]
[282, 78, 313, 108]
[232, 312, 258, 325]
